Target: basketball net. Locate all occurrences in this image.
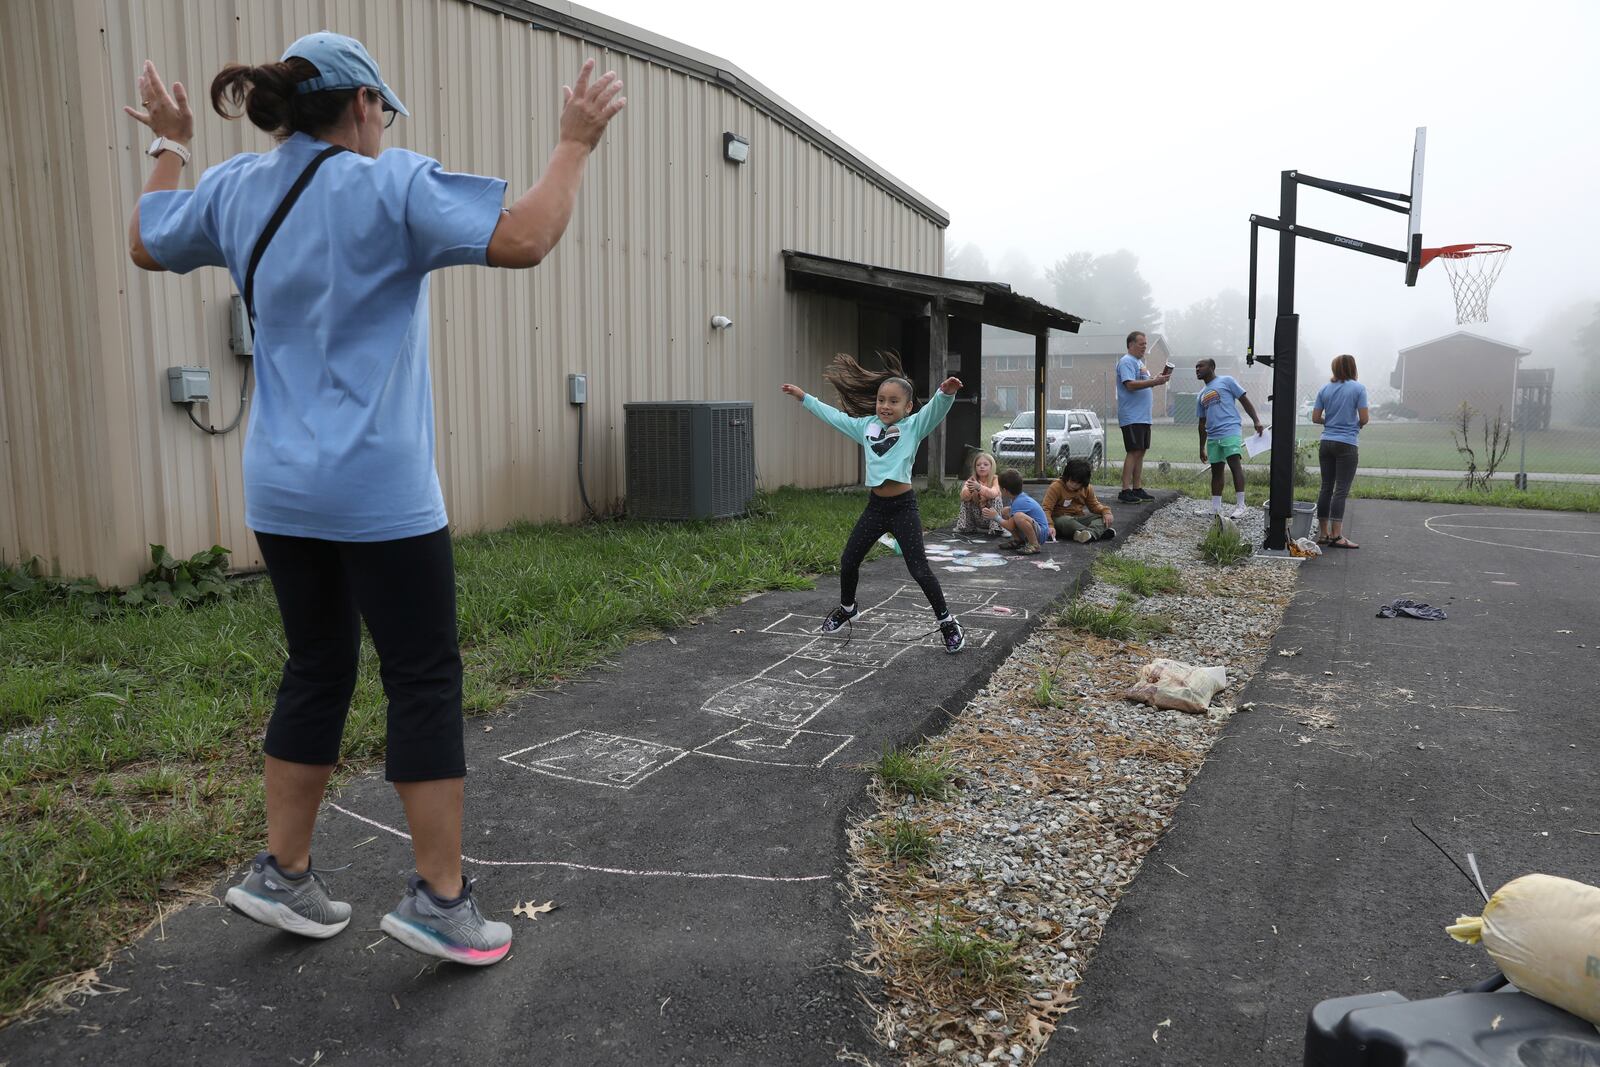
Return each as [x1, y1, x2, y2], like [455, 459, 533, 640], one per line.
[1422, 243, 1511, 324]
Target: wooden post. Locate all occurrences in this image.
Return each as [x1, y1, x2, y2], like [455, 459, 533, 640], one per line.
[1034, 330, 1048, 476]
[927, 298, 948, 490]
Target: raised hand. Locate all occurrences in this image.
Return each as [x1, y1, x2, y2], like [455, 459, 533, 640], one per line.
[123, 60, 193, 144]
[780, 383, 807, 402]
[559, 59, 627, 151]
[938, 376, 962, 395]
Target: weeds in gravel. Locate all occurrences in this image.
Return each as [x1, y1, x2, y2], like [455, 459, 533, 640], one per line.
[1033, 668, 1061, 708]
[915, 912, 1022, 987]
[1060, 599, 1168, 642]
[1199, 518, 1254, 566]
[868, 818, 938, 867]
[874, 747, 956, 799]
[1093, 555, 1183, 597]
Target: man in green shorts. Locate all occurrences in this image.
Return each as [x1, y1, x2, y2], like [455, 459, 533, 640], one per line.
[1195, 359, 1264, 519]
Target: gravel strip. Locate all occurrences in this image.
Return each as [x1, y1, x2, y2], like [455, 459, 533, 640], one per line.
[847, 499, 1300, 1066]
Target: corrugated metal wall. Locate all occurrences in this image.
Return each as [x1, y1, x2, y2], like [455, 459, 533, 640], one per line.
[0, 0, 943, 585]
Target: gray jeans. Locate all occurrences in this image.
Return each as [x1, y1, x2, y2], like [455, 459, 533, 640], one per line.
[1317, 441, 1359, 522]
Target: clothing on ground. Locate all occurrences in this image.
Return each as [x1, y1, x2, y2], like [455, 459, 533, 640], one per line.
[1115, 353, 1153, 426]
[1376, 599, 1448, 621]
[802, 390, 955, 487]
[1040, 479, 1113, 524]
[140, 132, 506, 542]
[1317, 440, 1360, 521]
[1316, 380, 1369, 446]
[256, 526, 466, 781]
[1197, 375, 1247, 439]
[839, 491, 947, 616]
[1004, 491, 1054, 541]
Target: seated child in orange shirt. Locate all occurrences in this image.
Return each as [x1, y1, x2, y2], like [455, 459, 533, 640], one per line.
[1040, 458, 1115, 543]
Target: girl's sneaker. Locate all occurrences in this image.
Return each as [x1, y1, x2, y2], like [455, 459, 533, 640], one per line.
[224, 852, 352, 939]
[380, 875, 512, 967]
[939, 617, 966, 654]
[820, 604, 858, 634]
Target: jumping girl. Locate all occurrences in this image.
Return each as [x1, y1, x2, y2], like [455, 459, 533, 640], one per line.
[781, 354, 966, 654]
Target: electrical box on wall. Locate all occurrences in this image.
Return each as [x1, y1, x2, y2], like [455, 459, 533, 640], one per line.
[568, 373, 587, 405]
[167, 366, 211, 404]
[229, 294, 253, 357]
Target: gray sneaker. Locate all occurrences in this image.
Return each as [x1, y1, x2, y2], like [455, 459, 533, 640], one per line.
[224, 852, 352, 939]
[380, 875, 512, 966]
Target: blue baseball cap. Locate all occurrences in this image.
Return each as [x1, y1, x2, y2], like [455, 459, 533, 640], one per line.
[282, 31, 409, 117]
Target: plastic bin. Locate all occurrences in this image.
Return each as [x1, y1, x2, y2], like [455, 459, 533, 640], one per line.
[1263, 501, 1316, 542]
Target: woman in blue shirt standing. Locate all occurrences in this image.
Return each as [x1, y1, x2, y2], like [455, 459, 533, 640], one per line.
[1312, 354, 1370, 549]
[125, 33, 624, 965]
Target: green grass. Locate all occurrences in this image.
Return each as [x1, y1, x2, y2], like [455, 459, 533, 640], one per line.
[0, 486, 959, 1024]
[873, 747, 957, 800]
[1127, 466, 1600, 513]
[981, 415, 1600, 476]
[914, 912, 1021, 987]
[1060, 598, 1169, 641]
[1199, 518, 1254, 566]
[1093, 555, 1184, 597]
[1033, 668, 1061, 708]
[868, 818, 939, 866]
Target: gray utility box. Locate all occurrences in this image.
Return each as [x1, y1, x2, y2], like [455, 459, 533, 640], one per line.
[624, 401, 754, 520]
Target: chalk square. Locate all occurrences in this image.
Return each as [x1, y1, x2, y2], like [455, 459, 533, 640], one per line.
[500, 730, 687, 790]
[693, 724, 855, 768]
[702, 678, 835, 728]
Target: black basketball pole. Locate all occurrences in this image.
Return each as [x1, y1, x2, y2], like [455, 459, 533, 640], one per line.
[1266, 172, 1300, 551]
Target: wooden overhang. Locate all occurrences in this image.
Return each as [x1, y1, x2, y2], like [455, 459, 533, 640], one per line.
[783, 251, 1086, 477]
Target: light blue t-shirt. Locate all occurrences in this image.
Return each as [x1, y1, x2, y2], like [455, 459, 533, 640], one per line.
[1115, 353, 1153, 425]
[1196, 375, 1247, 439]
[1004, 491, 1053, 541]
[802, 390, 955, 487]
[140, 133, 507, 541]
[1315, 380, 1369, 446]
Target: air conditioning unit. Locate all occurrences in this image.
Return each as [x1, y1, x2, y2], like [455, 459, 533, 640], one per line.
[624, 401, 755, 520]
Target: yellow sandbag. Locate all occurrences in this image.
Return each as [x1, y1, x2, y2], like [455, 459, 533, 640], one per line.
[1446, 873, 1600, 1025]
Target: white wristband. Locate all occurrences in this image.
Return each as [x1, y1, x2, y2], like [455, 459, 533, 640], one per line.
[146, 136, 191, 166]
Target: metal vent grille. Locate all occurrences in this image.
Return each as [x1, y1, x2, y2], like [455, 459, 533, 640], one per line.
[625, 406, 692, 519]
[624, 402, 754, 520]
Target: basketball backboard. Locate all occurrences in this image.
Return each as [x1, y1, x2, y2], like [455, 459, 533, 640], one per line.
[1404, 126, 1427, 286]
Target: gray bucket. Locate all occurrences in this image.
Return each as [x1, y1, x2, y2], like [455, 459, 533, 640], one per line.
[1263, 501, 1317, 542]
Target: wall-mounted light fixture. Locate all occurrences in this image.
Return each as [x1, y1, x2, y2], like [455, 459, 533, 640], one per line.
[710, 315, 734, 330]
[723, 132, 749, 165]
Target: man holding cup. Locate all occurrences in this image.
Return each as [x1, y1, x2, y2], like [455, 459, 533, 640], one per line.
[1115, 331, 1171, 503]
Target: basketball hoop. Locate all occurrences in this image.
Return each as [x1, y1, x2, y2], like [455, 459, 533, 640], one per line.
[1419, 243, 1510, 324]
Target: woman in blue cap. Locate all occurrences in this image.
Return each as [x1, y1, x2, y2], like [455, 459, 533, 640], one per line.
[124, 32, 625, 966]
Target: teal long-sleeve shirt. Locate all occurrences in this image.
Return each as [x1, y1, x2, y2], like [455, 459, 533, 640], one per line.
[801, 390, 955, 487]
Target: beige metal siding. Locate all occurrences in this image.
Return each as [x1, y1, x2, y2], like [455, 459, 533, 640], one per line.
[1, 0, 943, 585]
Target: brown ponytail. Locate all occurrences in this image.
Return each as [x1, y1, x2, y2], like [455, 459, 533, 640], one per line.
[821, 351, 915, 417]
[210, 57, 358, 140]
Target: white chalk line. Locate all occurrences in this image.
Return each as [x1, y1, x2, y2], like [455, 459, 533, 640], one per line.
[326, 803, 832, 883]
[1424, 513, 1600, 560]
[1431, 523, 1600, 535]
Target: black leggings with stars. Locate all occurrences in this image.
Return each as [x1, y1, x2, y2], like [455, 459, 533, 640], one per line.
[838, 490, 948, 617]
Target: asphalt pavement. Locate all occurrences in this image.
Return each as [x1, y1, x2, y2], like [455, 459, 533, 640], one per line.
[1043, 499, 1600, 1065]
[0, 491, 1173, 1066]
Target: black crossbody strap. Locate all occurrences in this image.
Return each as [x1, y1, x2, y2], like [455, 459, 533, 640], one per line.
[243, 144, 348, 323]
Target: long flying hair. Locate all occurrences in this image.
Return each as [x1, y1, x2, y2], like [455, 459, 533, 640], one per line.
[821, 351, 915, 417]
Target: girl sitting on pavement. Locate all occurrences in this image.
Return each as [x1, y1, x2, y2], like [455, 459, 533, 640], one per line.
[781, 354, 966, 655]
[991, 468, 1053, 555]
[954, 451, 1003, 536]
[1041, 458, 1116, 543]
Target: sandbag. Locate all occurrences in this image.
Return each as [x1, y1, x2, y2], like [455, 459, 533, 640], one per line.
[1124, 658, 1228, 714]
[1446, 873, 1600, 1025]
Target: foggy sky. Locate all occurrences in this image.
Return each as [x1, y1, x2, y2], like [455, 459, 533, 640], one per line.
[591, 0, 1598, 371]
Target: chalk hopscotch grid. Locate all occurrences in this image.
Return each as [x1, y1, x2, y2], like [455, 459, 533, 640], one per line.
[692, 723, 857, 768]
[500, 729, 689, 790]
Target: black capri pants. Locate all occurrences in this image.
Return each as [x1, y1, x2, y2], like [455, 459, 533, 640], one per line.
[839, 490, 948, 617]
[255, 526, 465, 782]
[1316, 441, 1360, 523]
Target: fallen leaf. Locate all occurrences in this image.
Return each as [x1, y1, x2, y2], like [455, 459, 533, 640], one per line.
[512, 900, 558, 920]
[1277, 647, 1301, 657]
[731, 629, 746, 635]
